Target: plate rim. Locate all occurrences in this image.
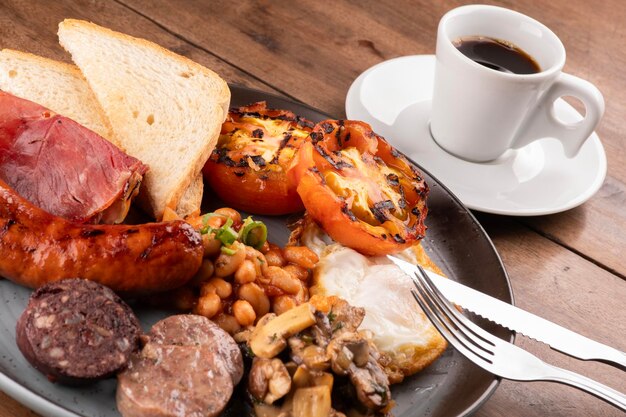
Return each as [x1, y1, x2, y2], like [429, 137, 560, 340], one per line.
[0, 84, 514, 417]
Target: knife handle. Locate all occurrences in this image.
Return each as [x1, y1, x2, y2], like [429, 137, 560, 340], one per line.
[594, 348, 626, 372]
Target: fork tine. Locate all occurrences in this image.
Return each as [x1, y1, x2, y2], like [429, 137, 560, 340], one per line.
[414, 266, 496, 352]
[414, 264, 513, 360]
[410, 280, 493, 365]
[410, 288, 486, 364]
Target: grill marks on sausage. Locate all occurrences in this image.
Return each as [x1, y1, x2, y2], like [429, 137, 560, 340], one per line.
[0, 218, 15, 237]
[0, 178, 204, 293]
[80, 229, 105, 238]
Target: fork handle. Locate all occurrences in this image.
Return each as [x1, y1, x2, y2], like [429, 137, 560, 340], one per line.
[544, 364, 626, 411]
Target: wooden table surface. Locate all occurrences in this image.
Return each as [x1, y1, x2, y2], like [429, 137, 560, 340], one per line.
[1, 0, 625, 416]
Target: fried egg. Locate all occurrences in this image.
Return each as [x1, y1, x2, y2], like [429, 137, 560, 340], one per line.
[301, 219, 447, 383]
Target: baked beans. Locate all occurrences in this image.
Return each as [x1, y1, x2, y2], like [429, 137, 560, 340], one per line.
[201, 277, 232, 299]
[282, 246, 319, 269]
[238, 282, 271, 318]
[272, 295, 297, 316]
[169, 207, 320, 335]
[265, 266, 301, 295]
[195, 293, 221, 318]
[214, 207, 242, 227]
[213, 313, 241, 335]
[232, 300, 256, 326]
[214, 242, 246, 277]
[234, 260, 257, 284]
[264, 248, 285, 267]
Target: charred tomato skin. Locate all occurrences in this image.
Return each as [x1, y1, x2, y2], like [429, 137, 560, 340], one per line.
[203, 102, 313, 215]
[288, 120, 428, 256]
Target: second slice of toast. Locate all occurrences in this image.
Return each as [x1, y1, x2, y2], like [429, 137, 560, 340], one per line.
[0, 49, 114, 142]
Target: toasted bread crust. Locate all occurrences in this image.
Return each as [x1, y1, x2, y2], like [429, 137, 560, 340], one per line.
[58, 19, 230, 219]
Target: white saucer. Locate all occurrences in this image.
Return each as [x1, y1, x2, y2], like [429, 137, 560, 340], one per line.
[345, 55, 607, 216]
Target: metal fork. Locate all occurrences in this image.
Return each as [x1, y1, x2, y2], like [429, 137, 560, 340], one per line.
[410, 265, 626, 412]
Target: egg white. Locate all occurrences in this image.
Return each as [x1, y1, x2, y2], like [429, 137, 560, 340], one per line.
[304, 221, 447, 381]
[312, 244, 440, 352]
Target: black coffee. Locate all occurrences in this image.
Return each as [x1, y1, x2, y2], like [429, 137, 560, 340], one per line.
[453, 36, 541, 74]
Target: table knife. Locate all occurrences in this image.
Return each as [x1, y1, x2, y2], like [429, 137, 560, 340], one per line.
[387, 255, 626, 371]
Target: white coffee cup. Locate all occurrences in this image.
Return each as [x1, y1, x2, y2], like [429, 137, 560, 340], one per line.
[430, 5, 604, 163]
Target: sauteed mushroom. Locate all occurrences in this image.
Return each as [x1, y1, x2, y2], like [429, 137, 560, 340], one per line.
[249, 357, 292, 404]
[249, 303, 316, 358]
[246, 296, 391, 415]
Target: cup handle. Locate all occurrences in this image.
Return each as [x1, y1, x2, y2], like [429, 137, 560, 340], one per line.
[513, 73, 605, 157]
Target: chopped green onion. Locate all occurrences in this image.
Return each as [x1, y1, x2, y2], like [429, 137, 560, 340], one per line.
[215, 217, 238, 246]
[220, 245, 237, 255]
[238, 217, 253, 239]
[240, 218, 267, 250]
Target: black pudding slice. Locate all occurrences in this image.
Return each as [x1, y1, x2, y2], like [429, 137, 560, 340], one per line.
[16, 278, 141, 385]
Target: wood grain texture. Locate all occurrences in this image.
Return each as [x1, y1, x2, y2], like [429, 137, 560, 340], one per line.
[477, 215, 626, 417]
[0, 392, 39, 416]
[0, 1, 625, 417]
[121, 0, 626, 279]
[0, 0, 279, 93]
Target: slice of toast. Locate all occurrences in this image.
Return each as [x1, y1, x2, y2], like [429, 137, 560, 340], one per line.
[58, 19, 230, 220]
[0, 49, 115, 142]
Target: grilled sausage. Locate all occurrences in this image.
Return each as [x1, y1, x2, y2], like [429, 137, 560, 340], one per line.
[16, 279, 142, 384]
[0, 178, 203, 293]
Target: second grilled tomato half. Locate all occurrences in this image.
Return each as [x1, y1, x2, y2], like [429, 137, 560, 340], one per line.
[203, 102, 314, 215]
[288, 120, 429, 256]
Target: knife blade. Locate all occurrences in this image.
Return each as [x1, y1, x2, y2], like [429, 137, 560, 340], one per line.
[387, 255, 626, 371]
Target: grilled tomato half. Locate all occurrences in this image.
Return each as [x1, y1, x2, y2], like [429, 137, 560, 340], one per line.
[203, 102, 314, 215]
[288, 120, 428, 256]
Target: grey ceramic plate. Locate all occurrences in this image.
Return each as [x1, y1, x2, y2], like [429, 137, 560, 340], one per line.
[0, 85, 513, 417]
